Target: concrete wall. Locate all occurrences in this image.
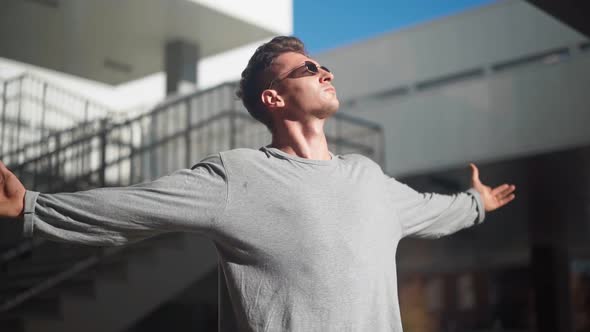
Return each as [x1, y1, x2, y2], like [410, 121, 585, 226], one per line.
[339, 51, 590, 176]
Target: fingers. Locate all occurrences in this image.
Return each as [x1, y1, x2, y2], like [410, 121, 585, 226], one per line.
[498, 193, 516, 207]
[470, 163, 481, 186]
[491, 184, 516, 197]
[493, 184, 516, 208]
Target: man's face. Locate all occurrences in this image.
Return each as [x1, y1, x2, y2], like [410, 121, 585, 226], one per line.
[266, 52, 339, 121]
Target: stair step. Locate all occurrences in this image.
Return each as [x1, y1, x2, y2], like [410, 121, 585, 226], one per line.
[0, 279, 96, 319]
[0, 276, 48, 292]
[75, 260, 128, 281]
[4, 257, 98, 277]
[0, 233, 194, 331]
[44, 279, 96, 299]
[1, 296, 62, 320]
[30, 245, 101, 259]
[1, 261, 77, 279]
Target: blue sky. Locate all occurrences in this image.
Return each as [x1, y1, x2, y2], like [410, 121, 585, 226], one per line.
[294, 0, 497, 54]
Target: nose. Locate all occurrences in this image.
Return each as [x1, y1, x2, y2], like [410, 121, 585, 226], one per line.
[319, 68, 334, 83]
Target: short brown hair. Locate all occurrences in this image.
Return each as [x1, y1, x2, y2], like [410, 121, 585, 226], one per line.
[236, 36, 307, 130]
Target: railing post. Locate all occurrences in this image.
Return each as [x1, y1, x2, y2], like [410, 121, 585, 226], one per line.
[1, 81, 8, 156]
[32, 155, 38, 191]
[150, 116, 158, 180]
[40, 82, 48, 140]
[228, 86, 237, 150]
[138, 121, 145, 181]
[47, 134, 58, 193]
[84, 100, 89, 124]
[54, 134, 61, 190]
[99, 119, 108, 187]
[82, 122, 90, 178]
[128, 124, 135, 185]
[185, 99, 192, 167]
[15, 77, 23, 159]
[229, 107, 236, 150]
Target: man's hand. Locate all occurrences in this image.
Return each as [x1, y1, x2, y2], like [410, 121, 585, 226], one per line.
[470, 163, 516, 212]
[0, 161, 26, 218]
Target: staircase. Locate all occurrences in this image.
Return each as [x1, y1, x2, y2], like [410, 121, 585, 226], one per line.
[0, 80, 385, 332]
[0, 73, 110, 165]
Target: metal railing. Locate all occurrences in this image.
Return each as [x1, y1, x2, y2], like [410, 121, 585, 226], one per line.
[0, 73, 110, 161]
[0, 80, 384, 312]
[2, 82, 384, 191]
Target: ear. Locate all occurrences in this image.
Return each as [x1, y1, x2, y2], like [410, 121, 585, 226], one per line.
[261, 89, 285, 113]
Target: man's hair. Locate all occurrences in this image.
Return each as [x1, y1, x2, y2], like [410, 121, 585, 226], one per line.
[236, 36, 307, 130]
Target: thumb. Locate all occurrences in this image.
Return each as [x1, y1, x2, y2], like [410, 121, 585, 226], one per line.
[469, 163, 481, 187]
[0, 161, 6, 185]
[0, 160, 9, 176]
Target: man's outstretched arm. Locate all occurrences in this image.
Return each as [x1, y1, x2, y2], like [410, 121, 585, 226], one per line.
[389, 163, 516, 239]
[0, 157, 227, 246]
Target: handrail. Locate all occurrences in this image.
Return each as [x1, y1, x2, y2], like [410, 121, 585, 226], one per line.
[0, 73, 27, 86]
[150, 81, 238, 111]
[0, 238, 45, 263]
[0, 73, 112, 111]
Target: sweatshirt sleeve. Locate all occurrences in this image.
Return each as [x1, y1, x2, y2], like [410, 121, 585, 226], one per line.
[22, 155, 227, 246]
[386, 177, 485, 239]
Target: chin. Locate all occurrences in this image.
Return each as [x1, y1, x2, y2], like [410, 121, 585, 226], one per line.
[317, 92, 339, 117]
[326, 99, 340, 115]
[308, 96, 340, 119]
[316, 103, 339, 119]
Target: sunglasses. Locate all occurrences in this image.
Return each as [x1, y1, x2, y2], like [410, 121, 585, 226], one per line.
[267, 61, 331, 89]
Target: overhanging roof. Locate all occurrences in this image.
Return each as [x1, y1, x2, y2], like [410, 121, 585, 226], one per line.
[0, 0, 278, 84]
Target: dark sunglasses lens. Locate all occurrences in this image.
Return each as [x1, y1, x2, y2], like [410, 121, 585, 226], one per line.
[305, 62, 319, 73]
[304, 62, 330, 74]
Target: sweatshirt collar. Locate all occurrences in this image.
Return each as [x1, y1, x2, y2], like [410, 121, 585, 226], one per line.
[260, 146, 338, 166]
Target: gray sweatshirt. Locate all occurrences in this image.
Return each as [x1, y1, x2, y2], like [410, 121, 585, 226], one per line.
[23, 147, 485, 332]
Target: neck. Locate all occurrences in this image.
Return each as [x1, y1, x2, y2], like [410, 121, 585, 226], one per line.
[270, 118, 331, 160]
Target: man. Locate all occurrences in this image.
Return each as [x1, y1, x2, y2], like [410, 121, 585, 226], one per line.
[0, 36, 515, 331]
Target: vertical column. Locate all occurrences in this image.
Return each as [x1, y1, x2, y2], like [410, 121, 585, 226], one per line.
[165, 40, 199, 95]
[527, 150, 587, 332]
